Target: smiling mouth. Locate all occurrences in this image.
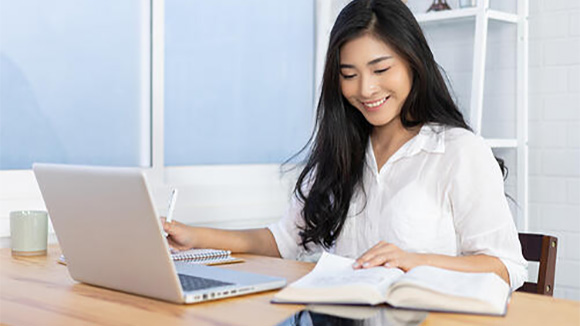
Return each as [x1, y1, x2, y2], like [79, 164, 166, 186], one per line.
[362, 96, 390, 109]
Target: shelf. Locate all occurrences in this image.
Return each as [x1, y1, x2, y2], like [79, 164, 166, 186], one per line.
[415, 8, 518, 24]
[487, 10, 518, 23]
[485, 138, 518, 148]
[415, 7, 478, 23]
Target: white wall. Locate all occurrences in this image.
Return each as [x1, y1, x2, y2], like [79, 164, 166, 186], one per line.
[527, 0, 580, 300]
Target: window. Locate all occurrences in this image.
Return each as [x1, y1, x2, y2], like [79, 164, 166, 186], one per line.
[164, 0, 315, 165]
[0, 0, 150, 169]
[0, 1, 317, 237]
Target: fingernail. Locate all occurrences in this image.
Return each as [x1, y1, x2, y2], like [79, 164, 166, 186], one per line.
[362, 262, 370, 268]
[352, 262, 359, 268]
[384, 262, 391, 268]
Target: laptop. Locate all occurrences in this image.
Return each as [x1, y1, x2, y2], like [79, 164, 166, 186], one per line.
[33, 163, 286, 304]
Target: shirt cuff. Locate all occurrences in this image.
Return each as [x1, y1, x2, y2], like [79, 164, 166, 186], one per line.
[499, 256, 528, 291]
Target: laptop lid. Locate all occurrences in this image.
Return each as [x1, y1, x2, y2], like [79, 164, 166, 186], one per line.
[34, 163, 288, 304]
[34, 163, 187, 303]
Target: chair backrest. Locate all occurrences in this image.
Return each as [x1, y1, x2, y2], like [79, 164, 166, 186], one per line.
[516, 233, 558, 296]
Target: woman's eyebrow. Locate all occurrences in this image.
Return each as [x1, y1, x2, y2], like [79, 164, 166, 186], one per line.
[340, 63, 356, 69]
[339, 56, 393, 69]
[368, 56, 393, 65]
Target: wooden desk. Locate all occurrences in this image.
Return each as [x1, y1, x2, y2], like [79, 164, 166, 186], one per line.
[1, 245, 579, 326]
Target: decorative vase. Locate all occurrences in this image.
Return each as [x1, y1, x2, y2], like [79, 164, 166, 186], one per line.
[427, 0, 451, 12]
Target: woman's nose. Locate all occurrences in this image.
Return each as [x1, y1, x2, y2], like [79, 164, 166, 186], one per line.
[360, 75, 378, 98]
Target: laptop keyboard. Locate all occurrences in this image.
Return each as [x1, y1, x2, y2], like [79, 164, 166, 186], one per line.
[178, 273, 234, 292]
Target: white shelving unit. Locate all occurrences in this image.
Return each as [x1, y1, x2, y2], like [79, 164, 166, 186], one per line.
[415, 0, 529, 230]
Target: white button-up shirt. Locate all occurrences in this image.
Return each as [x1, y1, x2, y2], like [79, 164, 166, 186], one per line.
[268, 123, 527, 290]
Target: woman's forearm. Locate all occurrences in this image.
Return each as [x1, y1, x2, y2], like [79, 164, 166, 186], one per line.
[354, 241, 511, 285]
[416, 253, 510, 284]
[184, 226, 282, 258]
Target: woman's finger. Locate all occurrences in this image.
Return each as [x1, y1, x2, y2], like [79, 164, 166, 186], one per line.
[383, 259, 399, 268]
[167, 236, 188, 251]
[353, 241, 393, 268]
[164, 218, 181, 235]
[360, 248, 401, 269]
[361, 254, 390, 268]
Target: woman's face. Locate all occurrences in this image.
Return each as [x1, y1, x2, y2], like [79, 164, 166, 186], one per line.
[339, 34, 413, 129]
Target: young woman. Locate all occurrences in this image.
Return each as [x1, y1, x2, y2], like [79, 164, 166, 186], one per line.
[164, 0, 527, 290]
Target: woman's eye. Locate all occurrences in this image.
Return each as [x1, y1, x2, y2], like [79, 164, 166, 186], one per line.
[375, 68, 390, 74]
[341, 74, 357, 79]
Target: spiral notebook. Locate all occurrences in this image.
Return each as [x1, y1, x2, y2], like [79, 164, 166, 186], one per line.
[170, 249, 244, 265]
[58, 249, 243, 266]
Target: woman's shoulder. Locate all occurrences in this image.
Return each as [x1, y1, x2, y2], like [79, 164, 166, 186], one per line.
[426, 124, 500, 179]
[439, 125, 488, 153]
[420, 123, 491, 161]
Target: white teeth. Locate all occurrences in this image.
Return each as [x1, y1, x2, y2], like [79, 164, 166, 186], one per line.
[364, 97, 387, 108]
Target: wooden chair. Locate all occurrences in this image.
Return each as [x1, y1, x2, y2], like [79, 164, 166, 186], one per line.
[516, 233, 558, 296]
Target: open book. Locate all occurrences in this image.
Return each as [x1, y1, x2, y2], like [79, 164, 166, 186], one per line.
[272, 252, 511, 316]
[58, 248, 243, 266]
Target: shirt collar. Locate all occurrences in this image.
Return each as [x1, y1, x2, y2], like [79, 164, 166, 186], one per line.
[410, 123, 446, 155]
[365, 123, 447, 173]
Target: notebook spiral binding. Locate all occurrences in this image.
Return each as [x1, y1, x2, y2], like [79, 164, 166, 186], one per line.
[172, 249, 231, 262]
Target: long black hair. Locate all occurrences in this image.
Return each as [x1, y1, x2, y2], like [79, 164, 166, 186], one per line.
[294, 0, 504, 251]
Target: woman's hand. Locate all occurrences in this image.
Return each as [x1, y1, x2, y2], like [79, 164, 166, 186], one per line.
[160, 217, 197, 251]
[159, 219, 281, 257]
[353, 241, 511, 284]
[352, 241, 425, 272]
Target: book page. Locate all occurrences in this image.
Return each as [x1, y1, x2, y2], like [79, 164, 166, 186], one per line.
[273, 252, 405, 305]
[386, 265, 510, 314]
[393, 266, 509, 301]
[292, 252, 404, 293]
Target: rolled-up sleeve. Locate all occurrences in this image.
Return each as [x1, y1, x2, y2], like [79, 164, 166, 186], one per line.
[447, 132, 527, 290]
[267, 194, 306, 260]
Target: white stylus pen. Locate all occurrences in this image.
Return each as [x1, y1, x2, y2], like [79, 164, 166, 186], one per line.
[164, 189, 178, 237]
